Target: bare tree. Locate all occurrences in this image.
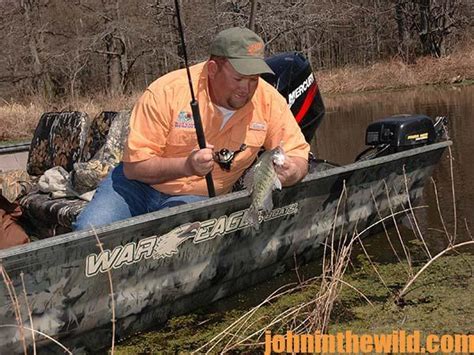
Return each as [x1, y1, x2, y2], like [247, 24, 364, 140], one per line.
[396, 0, 464, 57]
[0, 0, 472, 101]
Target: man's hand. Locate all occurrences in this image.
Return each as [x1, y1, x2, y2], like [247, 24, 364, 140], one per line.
[274, 156, 308, 187]
[185, 145, 215, 177]
[123, 144, 215, 184]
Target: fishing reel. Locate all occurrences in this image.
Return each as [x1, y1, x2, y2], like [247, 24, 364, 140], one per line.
[214, 144, 247, 171]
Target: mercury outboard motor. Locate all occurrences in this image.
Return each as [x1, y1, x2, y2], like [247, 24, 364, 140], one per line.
[262, 52, 325, 143]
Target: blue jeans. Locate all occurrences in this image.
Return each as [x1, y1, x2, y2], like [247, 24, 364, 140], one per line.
[73, 163, 208, 231]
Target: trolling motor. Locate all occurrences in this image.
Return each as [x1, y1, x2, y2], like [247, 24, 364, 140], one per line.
[356, 114, 449, 161]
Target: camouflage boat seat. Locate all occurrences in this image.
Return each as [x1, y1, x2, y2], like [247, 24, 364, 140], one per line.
[27, 111, 90, 176]
[19, 192, 88, 236]
[20, 111, 130, 237]
[72, 110, 130, 194]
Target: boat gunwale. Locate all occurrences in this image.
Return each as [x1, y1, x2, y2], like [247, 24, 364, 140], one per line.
[0, 141, 30, 154]
[0, 140, 452, 259]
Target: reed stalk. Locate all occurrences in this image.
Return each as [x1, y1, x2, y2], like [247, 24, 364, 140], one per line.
[0, 325, 72, 354]
[20, 272, 36, 355]
[371, 188, 410, 275]
[402, 165, 432, 258]
[448, 146, 457, 243]
[383, 181, 413, 276]
[92, 228, 116, 354]
[397, 240, 474, 299]
[0, 264, 27, 354]
[430, 177, 451, 243]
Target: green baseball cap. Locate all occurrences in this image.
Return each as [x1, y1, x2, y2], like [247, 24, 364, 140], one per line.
[210, 27, 274, 76]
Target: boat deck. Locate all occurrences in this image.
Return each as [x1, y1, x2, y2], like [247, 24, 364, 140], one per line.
[0, 142, 29, 171]
[0, 151, 28, 171]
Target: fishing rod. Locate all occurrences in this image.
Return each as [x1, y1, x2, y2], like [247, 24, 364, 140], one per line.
[174, 0, 216, 197]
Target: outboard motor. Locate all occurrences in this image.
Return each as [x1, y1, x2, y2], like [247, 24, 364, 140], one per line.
[262, 52, 325, 143]
[356, 114, 447, 161]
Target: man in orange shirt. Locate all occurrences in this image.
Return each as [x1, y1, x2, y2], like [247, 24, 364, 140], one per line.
[74, 27, 309, 231]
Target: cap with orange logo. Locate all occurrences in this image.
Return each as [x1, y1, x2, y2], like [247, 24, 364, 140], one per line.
[210, 27, 274, 76]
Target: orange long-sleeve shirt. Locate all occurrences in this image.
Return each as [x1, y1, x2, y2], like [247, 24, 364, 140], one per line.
[123, 61, 309, 196]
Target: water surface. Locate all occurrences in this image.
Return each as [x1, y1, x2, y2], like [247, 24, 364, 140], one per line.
[316, 85, 474, 251]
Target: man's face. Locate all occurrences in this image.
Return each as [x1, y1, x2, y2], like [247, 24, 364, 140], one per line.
[208, 59, 259, 110]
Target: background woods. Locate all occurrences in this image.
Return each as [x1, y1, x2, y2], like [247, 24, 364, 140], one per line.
[0, 0, 472, 101]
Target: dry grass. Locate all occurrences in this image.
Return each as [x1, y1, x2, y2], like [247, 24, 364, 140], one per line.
[0, 93, 139, 142]
[0, 231, 116, 354]
[0, 264, 27, 354]
[318, 40, 474, 96]
[0, 102, 42, 141]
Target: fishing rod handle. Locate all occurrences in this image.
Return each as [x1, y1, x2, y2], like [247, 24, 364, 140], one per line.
[190, 101, 216, 197]
[205, 173, 216, 198]
[191, 101, 206, 149]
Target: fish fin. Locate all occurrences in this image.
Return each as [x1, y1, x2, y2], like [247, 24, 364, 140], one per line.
[243, 165, 257, 192]
[273, 175, 282, 190]
[262, 191, 273, 212]
[254, 219, 260, 231]
[243, 205, 260, 230]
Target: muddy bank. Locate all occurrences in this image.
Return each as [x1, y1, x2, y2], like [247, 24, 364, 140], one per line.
[114, 251, 473, 353]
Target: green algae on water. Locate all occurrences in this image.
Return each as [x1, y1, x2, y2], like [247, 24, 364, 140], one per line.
[115, 253, 473, 354]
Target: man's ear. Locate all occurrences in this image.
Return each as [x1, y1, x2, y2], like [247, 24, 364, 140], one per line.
[208, 60, 218, 79]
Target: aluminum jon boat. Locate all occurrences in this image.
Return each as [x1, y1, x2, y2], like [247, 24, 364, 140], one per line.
[0, 137, 450, 352]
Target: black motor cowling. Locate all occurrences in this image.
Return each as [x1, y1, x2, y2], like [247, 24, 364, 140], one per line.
[356, 114, 443, 161]
[365, 114, 436, 150]
[262, 52, 325, 143]
[366, 114, 436, 148]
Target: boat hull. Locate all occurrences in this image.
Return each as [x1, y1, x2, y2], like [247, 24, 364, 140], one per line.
[0, 141, 450, 352]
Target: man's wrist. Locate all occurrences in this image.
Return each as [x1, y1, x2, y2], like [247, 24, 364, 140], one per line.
[183, 156, 194, 177]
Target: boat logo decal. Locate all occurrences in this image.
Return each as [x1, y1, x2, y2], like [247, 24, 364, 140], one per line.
[288, 72, 314, 108]
[84, 203, 299, 277]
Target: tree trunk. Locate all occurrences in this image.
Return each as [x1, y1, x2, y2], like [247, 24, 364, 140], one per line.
[21, 0, 54, 99]
[418, 0, 438, 56]
[248, 0, 257, 31]
[395, 0, 410, 61]
[105, 32, 124, 95]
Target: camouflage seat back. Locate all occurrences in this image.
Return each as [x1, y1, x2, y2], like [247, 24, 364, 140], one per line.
[27, 112, 89, 176]
[81, 111, 118, 162]
[81, 111, 130, 163]
[97, 110, 131, 163]
[72, 110, 130, 194]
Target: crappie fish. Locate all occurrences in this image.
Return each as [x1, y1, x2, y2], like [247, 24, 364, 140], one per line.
[243, 147, 286, 230]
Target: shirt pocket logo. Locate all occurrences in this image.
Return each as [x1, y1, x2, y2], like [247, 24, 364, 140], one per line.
[175, 111, 195, 129]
